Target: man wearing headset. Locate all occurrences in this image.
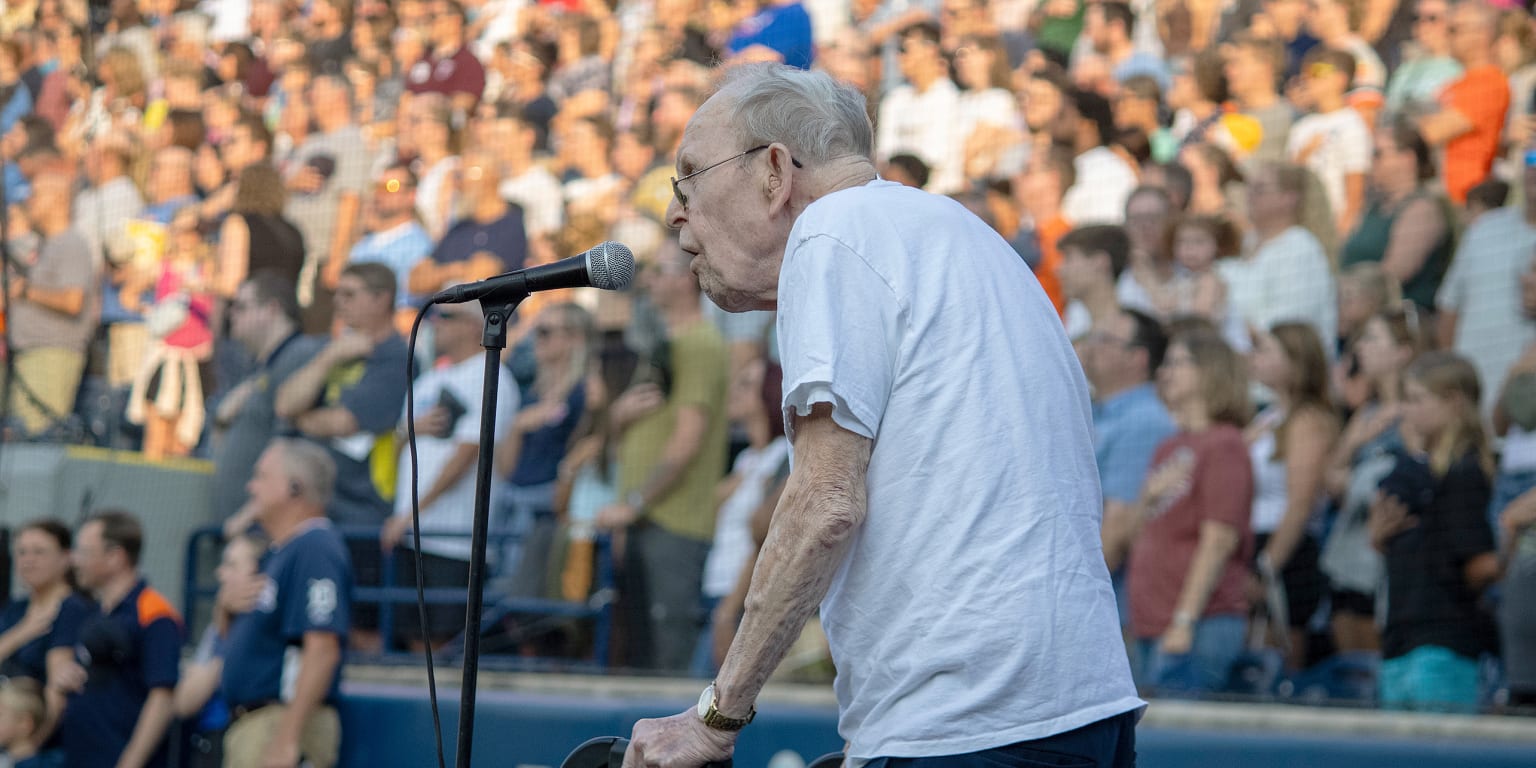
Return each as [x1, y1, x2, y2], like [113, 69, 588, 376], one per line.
[220, 438, 352, 768]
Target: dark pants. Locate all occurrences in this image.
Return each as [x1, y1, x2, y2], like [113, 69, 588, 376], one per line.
[619, 522, 710, 671]
[863, 710, 1137, 768]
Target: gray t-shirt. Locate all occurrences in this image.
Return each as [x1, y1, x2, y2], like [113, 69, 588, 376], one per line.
[210, 333, 326, 516]
[284, 124, 370, 264]
[11, 230, 99, 352]
[1243, 101, 1296, 167]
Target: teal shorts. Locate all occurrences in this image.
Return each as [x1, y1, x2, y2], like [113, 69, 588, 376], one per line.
[1379, 645, 1480, 712]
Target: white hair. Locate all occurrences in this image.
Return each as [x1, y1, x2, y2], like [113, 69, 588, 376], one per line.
[270, 438, 336, 508]
[715, 64, 873, 166]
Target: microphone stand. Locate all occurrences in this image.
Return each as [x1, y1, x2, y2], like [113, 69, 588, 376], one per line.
[454, 286, 524, 768]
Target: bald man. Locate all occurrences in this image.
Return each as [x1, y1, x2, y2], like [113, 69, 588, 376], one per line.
[2, 171, 100, 435]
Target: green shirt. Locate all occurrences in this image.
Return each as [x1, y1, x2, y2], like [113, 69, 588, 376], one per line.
[618, 319, 731, 542]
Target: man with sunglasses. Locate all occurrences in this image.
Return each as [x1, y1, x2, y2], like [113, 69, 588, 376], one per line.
[625, 63, 1140, 768]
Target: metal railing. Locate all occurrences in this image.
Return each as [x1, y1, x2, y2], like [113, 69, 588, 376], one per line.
[183, 524, 615, 669]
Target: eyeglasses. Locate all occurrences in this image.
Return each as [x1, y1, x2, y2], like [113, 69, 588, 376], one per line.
[670, 145, 802, 211]
[534, 325, 562, 339]
[1413, 12, 1442, 22]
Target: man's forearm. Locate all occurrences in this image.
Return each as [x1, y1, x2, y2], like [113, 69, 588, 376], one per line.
[421, 444, 479, 509]
[23, 285, 85, 316]
[275, 352, 338, 419]
[294, 406, 361, 438]
[116, 688, 174, 768]
[713, 422, 871, 716]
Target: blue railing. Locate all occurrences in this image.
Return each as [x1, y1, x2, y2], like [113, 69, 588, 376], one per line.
[183, 524, 616, 668]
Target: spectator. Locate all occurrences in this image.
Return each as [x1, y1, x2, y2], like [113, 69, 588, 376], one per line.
[1087, 308, 1177, 632]
[1223, 162, 1339, 345]
[490, 107, 563, 265]
[201, 112, 274, 226]
[494, 303, 593, 598]
[1127, 329, 1255, 695]
[0, 40, 34, 138]
[1495, 9, 1536, 187]
[1118, 186, 1176, 317]
[1, 171, 98, 437]
[48, 510, 181, 768]
[1288, 47, 1372, 234]
[0, 520, 73, 691]
[211, 274, 324, 517]
[347, 162, 433, 327]
[222, 439, 350, 768]
[1224, 33, 1295, 165]
[405, 0, 487, 114]
[0, 679, 47, 768]
[1162, 214, 1246, 348]
[492, 39, 557, 152]
[1114, 75, 1176, 164]
[1370, 352, 1499, 712]
[273, 262, 408, 652]
[286, 74, 370, 329]
[401, 94, 460, 241]
[307, 0, 353, 75]
[1060, 224, 1132, 339]
[1247, 322, 1338, 671]
[879, 153, 929, 189]
[1436, 154, 1536, 423]
[72, 131, 144, 271]
[1168, 51, 1238, 157]
[1304, 0, 1388, 95]
[953, 34, 1023, 181]
[172, 533, 265, 768]
[382, 299, 516, 647]
[1062, 87, 1139, 224]
[550, 13, 611, 101]
[875, 21, 962, 194]
[1323, 307, 1418, 653]
[1085, 1, 1169, 88]
[1417, 0, 1509, 204]
[214, 161, 306, 301]
[1015, 145, 1076, 316]
[597, 241, 730, 671]
[726, 0, 815, 70]
[409, 149, 528, 298]
[1342, 120, 1454, 314]
[1383, 0, 1462, 117]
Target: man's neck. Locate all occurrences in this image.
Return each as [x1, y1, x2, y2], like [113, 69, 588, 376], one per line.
[909, 70, 939, 93]
[473, 196, 509, 223]
[1107, 38, 1134, 66]
[1314, 95, 1347, 114]
[376, 212, 414, 233]
[1253, 219, 1293, 244]
[36, 219, 68, 238]
[357, 320, 396, 344]
[1095, 376, 1147, 402]
[1236, 86, 1278, 110]
[264, 507, 324, 546]
[255, 321, 299, 361]
[1460, 53, 1491, 70]
[1081, 284, 1119, 324]
[316, 115, 350, 134]
[435, 39, 462, 59]
[95, 571, 140, 612]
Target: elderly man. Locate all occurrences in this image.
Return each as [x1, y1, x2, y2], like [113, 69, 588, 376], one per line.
[221, 438, 351, 768]
[628, 64, 1139, 767]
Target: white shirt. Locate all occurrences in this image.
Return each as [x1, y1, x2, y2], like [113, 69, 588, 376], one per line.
[1249, 409, 1289, 534]
[777, 180, 1141, 759]
[1436, 207, 1536, 422]
[1220, 226, 1338, 345]
[500, 165, 565, 238]
[393, 353, 518, 560]
[1287, 108, 1371, 223]
[1062, 147, 1137, 225]
[702, 437, 790, 597]
[875, 78, 964, 195]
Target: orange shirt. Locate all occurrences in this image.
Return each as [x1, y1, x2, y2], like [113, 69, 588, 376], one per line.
[1036, 215, 1072, 318]
[1439, 65, 1510, 204]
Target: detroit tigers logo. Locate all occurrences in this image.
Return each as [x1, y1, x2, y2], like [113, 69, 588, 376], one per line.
[307, 578, 338, 626]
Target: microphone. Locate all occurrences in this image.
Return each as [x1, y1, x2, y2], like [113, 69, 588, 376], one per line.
[431, 241, 636, 304]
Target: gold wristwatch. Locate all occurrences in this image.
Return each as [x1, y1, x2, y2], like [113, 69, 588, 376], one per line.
[696, 682, 755, 731]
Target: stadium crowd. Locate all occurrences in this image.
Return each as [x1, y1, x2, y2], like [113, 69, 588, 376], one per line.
[1, 0, 1536, 763]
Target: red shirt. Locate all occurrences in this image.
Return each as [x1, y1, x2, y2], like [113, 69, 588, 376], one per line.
[1439, 65, 1510, 204]
[1128, 424, 1255, 639]
[405, 46, 487, 104]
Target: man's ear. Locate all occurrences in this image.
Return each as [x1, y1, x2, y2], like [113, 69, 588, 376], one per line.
[766, 144, 795, 214]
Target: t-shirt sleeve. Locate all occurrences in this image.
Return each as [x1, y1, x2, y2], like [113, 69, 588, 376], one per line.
[777, 234, 902, 441]
[1341, 116, 1373, 173]
[49, 596, 87, 651]
[1194, 432, 1254, 531]
[1099, 416, 1175, 503]
[141, 617, 182, 690]
[340, 337, 410, 433]
[279, 544, 352, 639]
[1449, 70, 1511, 131]
[34, 235, 94, 291]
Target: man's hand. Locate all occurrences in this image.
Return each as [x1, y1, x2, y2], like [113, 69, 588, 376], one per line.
[260, 733, 301, 768]
[622, 711, 736, 768]
[326, 332, 375, 364]
[610, 384, 665, 432]
[1159, 621, 1194, 656]
[595, 502, 640, 532]
[381, 516, 411, 552]
[216, 573, 266, 615]
[51, 659, 87, 694]
[415, 405, 452, 439]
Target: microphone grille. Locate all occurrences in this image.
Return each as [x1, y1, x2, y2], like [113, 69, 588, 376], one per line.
[589, 241, 636, 291]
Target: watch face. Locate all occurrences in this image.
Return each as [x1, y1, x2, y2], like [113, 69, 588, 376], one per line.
[697, 684, 714, 718]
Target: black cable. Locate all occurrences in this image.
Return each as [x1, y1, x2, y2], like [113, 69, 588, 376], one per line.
[405, 302, 448, 768]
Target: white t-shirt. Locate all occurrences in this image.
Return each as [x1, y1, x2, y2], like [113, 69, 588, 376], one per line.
[777, 180, 1141, 759]
[702, 437, 790, 598]
[393, 353, 518, 560]
[1220, 226, 1338, 345]
[1286, 108, 1371, 222]
[875, 78, 964, 195]
[1436, 207, 1536, 422]
[1062, 147, 1137, 225]
[500, 165, 565, 238]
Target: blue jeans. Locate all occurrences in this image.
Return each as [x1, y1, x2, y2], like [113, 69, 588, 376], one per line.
[862, 709, 1137, 768]
[1134, 615, 1246, 696]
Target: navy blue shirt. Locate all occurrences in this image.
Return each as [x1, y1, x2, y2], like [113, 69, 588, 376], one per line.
[508, 383, 586, 487]
[0, 597, 56, 682]
[222, 522, 352, 708]
[51, 582, 182, 768]
[431, 209, 528, 275]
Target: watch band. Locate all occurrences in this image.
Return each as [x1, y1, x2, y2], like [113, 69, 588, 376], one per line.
[698, 683, 755, 732]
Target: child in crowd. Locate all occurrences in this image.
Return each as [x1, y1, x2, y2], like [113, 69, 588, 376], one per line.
[1162, 214, 1238, 319]
[0, 678, 47, 768]
[1370, 352, 1501, 711]
[1288, 48, 1372, 237]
